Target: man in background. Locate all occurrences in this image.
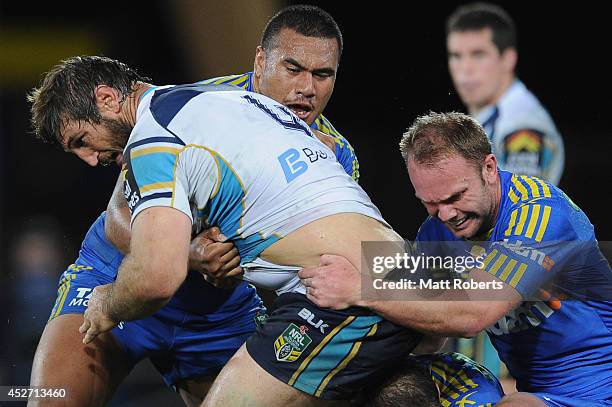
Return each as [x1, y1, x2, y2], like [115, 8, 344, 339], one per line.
[446, 2, 564, 185]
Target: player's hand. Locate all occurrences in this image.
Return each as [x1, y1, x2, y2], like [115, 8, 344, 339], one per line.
[79, 283, 119, 344]
[299, 254, 361, 310]
[189, 227, 243, 287]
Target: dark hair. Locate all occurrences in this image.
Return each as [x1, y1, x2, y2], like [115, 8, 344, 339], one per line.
[400, 112, 492, 167]
[361, 363, 439, 407]
[446, 2, 517, 52]
[28, 55, 150, 145]
[261, 5, 343, 57]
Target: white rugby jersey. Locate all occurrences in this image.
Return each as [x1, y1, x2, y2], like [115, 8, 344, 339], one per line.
[475, 80, 565, 185]
[122, 84, 386, 291]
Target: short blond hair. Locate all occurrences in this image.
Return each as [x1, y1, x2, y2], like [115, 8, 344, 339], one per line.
[399, 111, 492, 167]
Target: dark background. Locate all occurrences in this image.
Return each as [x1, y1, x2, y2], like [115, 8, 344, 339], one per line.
[0, 0, 609, 403]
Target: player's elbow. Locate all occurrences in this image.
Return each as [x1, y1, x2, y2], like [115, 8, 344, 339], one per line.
[139, 264, 186, 302]
[460, 323, 482, 338]
[456, 314, 490, 338]
[143, 282, 177, 303]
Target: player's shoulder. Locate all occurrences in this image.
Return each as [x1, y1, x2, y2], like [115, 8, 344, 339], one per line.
[499, 171, 592, 242]
[498, 80, 559, 136]
[198, 72, 252, 90]
[312, 114, 351, 146]
[313, 114, 341, 135]
[134, 83, 247, 141]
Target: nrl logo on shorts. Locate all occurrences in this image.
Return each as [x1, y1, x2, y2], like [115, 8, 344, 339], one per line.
[274, 323, 312, 362]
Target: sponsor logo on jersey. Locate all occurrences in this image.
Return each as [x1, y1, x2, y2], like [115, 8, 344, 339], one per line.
[68, 287, 93, 307]
[487, 300, 556, 335]
[274, 323, 312, 362]
[492, 240, 555, 271]
[253, 312, 268, 328]
[123, 169, 141, 211]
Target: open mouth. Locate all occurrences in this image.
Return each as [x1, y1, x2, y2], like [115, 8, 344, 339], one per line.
[287, 103, 313, 120]
[447, 215, 469, 229]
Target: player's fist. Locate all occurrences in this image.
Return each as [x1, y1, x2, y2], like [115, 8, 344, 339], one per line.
[189, 227, 243, 286]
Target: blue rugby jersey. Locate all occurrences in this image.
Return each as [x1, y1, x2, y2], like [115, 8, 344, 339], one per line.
[416, 170, 612, 400]
[49, 212, 261, 318]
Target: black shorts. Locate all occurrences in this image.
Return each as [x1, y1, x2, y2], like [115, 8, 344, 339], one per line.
[246, 293, 422, 400]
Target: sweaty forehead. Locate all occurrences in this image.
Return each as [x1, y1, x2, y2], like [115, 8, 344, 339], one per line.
[271, 29, 339, 66]
[408, 156, 477, 198]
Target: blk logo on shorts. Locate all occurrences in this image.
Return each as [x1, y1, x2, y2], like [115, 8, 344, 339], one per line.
[298, 308, 329, 334]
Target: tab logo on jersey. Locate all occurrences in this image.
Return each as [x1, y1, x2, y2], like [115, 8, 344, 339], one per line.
[298, 308, 329, 334]
[68, 287, 93, 307]
[274, 323, 312, 362]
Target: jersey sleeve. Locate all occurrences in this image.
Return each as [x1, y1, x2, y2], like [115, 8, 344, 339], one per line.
[123, 136, 218, 225]
[500, 128, 564, 185]
[312, 114, 360, 182]
[199, 72, 252, 90]
[479, 198, 576, 299]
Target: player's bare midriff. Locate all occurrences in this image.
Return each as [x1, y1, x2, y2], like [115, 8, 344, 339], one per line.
[260, 212, 404, 269]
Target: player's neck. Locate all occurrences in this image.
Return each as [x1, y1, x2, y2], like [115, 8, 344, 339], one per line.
[490, 175, 503, 229]
[251, 75, 261, 94]
[119, 82, 152, 127]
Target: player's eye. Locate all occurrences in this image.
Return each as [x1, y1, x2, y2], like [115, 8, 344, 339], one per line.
[73, 135, 86, 148]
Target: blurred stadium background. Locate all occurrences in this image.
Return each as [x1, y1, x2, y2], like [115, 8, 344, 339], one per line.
[1, 1, 609, 405]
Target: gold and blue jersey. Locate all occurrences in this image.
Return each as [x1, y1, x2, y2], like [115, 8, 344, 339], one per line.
[412, 352, 504, 407]
[200, 72, 359, 182]
[123, 84, 385, 292]
[416, 170, 612, 401]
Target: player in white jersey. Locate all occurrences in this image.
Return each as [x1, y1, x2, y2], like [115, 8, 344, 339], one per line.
[446, 2, 565, 185]
[29, 56, 421, 405]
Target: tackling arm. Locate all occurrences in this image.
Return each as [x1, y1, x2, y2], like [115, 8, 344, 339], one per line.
[107, 206, 191, 321]
[300, 254, 521, 337]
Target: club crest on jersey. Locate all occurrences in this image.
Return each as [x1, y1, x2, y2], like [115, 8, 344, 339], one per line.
[274, 323, 312, 362]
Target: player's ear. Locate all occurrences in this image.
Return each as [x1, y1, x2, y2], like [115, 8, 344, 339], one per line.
[94, 85, 122, 114]
[482, 154, 498, 184]
[254, 46, 266, 78]
[501, 47, 517, 74]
